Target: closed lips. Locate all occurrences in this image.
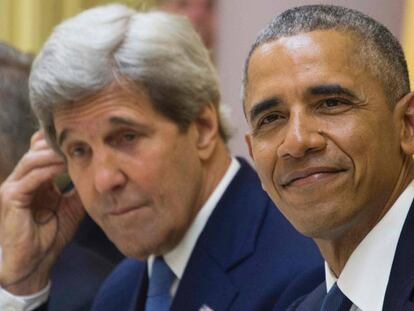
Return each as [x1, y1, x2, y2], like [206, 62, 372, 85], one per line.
[280, 167, 347, 187]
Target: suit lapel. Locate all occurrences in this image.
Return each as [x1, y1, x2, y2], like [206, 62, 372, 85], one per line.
[383, 200, 414, 311]
[286, 283, 326, 311]
[171, 246, 238, 311]
[172, 158, 269, 310]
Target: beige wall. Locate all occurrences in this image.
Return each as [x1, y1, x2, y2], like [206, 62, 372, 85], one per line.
[216, 0, 405, 160]
[0, 0, 155, 53]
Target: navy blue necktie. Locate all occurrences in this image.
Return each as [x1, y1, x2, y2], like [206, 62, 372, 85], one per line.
[145, 257, 176, 311]
[320, 283, 353, 311]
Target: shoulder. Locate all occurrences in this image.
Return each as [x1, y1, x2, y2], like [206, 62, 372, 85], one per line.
[234, 159, 323, 269]
[204, 158, 324, 309]
[49, 242, 115, 311]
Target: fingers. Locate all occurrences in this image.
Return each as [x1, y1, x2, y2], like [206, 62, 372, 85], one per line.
[8, 149, 64, 181]
[1, 131, 66, 210]
[2, 164, 66, 205]
[8, 132, 64, 182]
[31, 137, 49, 151]
[0, 130, 72, 293]
[30, 130, 45, 147]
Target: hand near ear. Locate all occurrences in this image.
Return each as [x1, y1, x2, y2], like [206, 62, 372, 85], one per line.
[0, 130, 85, 295]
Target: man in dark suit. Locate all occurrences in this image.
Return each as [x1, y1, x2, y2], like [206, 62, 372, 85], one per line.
[0, 5, 322, 310]
[243, 4, 414, 310]
[0, 42, 114, 310]
[92, 157, 322, 311]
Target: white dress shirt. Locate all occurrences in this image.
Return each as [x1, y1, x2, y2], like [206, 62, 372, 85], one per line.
[0, 283, 51, 311]
[0, 157, 240, 310]
[148, 157, 240, 296]
[325, 179, 414, 311]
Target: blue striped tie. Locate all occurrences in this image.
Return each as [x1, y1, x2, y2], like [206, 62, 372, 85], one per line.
[145, 257, 176, 311]
[320, 283, 352, 311]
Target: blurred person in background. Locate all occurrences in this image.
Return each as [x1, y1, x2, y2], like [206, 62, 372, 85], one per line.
[159, 0, 217, 50]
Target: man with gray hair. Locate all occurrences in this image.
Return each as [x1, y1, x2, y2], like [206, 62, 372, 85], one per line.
[0, 4, 322, 311]
[243, 4, 414, 310]
[0, 42, 114, 311]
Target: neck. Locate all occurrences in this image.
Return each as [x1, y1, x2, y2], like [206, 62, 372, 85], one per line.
[196, 139, 231, 213]
[316, 157, 414, 277]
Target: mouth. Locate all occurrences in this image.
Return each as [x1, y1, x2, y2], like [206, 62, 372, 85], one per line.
[280, 167, 347, 188]
[107, 205, 146, 216]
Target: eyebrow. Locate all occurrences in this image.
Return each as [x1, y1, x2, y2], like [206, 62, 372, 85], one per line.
[108, 116, 139, 127]
[308, 84, 357, 98]
[57, 116, 143, 147]
[249, 97, 281, 123]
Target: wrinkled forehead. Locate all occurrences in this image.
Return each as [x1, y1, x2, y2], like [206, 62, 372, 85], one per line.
[53, 83, 154, 132]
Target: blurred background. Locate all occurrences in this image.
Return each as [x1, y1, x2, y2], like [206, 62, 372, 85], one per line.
[0, 0, 413, 159]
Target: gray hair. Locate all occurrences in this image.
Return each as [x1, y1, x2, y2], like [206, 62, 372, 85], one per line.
[242, 4, 410, 108]
[30, 4, 229, 151]
[0, 42, 36, 176]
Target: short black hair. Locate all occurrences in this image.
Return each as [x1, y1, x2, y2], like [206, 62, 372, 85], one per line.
[242, 5, 410, 107]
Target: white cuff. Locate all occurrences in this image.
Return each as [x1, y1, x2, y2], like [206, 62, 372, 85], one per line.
[0, 282, 50, 311]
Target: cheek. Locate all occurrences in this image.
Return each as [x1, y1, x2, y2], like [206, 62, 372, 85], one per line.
[69, 169, 97, 214]
[326, 120, 378, 168]
[251, 138, 278, 187]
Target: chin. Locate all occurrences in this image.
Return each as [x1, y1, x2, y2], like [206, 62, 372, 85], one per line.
[115, 233, 177, 260]
[116, 240, 157, 260]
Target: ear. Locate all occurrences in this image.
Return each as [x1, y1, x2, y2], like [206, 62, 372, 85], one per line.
[396, 92, 414, 155]
[245, 133, 266, 190]
[194, 102, 219, 160]
[245, 133, 254, 160]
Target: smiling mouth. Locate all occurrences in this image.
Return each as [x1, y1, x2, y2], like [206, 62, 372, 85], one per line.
[281, 167, 347, 188]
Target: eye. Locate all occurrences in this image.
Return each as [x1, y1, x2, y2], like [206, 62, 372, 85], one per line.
[67, 144, 89, 159]
[257, 112, 284, 127]
[109, 130, 140, 147]
[324, 98, 344, 107]
[122, 132, 137, 142]
[318, 98, 352, 113]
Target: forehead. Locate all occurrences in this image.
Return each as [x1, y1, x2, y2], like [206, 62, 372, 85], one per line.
[245, 30, 378, 110]
[53, 84, 158, 134]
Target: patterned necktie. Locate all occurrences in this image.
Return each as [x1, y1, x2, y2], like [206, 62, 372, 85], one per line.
[320, 282, 353, 311]
[145, 257, 176, 311]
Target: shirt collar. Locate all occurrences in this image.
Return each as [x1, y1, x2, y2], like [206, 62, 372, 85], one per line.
[148, 157, 241, 279]
[325, 179, 414, 311]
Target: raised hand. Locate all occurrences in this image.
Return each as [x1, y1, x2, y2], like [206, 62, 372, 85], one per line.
[0, 131, 85, 294]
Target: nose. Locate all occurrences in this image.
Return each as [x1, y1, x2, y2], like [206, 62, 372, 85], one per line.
[93, 150, 127, 194]
[277, 112, 326, 159]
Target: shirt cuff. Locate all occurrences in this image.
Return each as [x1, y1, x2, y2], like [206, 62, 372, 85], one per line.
[0, 282, 50, 311]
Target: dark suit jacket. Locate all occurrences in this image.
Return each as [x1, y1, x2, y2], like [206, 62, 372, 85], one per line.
[36, 243, 114, 311]
[286, 199, 414, 311]
[92, 158, 323, 311]
[75, 215, 124, 264]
